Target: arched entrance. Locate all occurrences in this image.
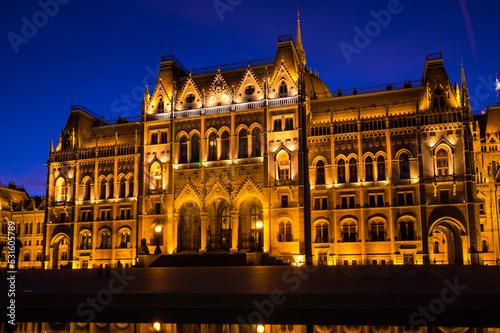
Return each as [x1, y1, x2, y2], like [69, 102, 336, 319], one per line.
[178, 201, 201, 252]
[50, 234, 70, 269]
[207, 199, 231, 251]
[238, 196, 263, 250]
[430, 219, 465, 265]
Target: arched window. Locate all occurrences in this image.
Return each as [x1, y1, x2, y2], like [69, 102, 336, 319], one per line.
[316, 160, 325, 185]
[315, 223, 329, 243]
[369, 220, 385, 241]
[84, 178, 91, 200]
[107, 177, 114, 199]
[221, 206, 231, 230]
[399, 220, 415, 240]
[436, 149, 449, 176]
[80, 231, 92, 250]
[274, 119, 282, 132]
[482, 240, 488, 252]
[23, 251, 30, 262]
[341, 221, 357, 242]
[99, 230, 111, 249]
[277, 151, 290, 181]
[150, 163, 161, 189]
[434, 241, 440, 253]
[251, 128, 261, 157]
[208, 133, 217, 161]
[61, 250, 68, 261]
[349, 158, 357, 183]
[119, 177, 126, 198]
[55, 178, 66, 202]
[285, 118, 294, 131]
[377, 156, 386, 180]
[433, 97, 438, 109]
[128, 177, 134, 197]
[238, 129, 248, 158]
[36, 222, 41, 234]
[99, 178, 106, 199]
[191, 134, 200, 163]
[338, 160, 346, 183]
[220, 131, 230, 160]
[119, 229, 131, 248]
[278, 221, 293, 242]
[158, 98, 164, 112]
[179, 136, 188, 163]
[365, 157, 374, 182]
[399, 153, 410, 179]
[279, 81, 288, 97]
[439, 96, 445, 108]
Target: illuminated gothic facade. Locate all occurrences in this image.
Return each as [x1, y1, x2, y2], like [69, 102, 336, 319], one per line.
[37, 19, 500, 269]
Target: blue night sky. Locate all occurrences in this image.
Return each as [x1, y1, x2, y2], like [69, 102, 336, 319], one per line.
[0, 0, 499, 197]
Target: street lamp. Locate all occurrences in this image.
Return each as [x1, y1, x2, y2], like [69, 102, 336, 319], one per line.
[256, 213, 263, 252]
[154, 224, 162, 255]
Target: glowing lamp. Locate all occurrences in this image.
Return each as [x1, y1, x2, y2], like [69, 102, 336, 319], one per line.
[257, 325, 265, 333]
[256, 221, 263, 229]
[153, 322, 161, 331]
[155, 225, 163, 233]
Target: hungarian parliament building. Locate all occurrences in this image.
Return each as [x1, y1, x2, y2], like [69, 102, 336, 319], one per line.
[2, 21, 500, 269]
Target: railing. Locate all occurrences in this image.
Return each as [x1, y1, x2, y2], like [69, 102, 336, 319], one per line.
[175, 109, 202, 118]
[426, 51, 442, 61]
[275, 179, 292, 186]
[160, 54, 189, 73]
[147, 112, 172, 121]
[176, 162, 202, 170]
[335, 79, 422, 97]
[205, 105, 232, 115]
[268, 96, 299, 107]
[234, 100, 264, 111]
[278, 34, 294, 43]
[434, 175, 455, 182]
[191, 57, 275, 75]
[235, 157, 263, 165]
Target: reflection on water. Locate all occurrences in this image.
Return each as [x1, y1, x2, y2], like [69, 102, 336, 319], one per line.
[3, 324, 499, 333]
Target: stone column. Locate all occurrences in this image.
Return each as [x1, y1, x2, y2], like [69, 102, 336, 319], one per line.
[173, 213, 180, 253]
[200, 212, 208, 253]
[230, 210, 239, 252]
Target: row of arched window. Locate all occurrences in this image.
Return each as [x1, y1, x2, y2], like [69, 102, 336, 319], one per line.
[55, 176, 135, 202]
[178, 128, 261, 163]
[311, 219, 416, 243]
[79, 228, 132, 250]
[1, 222, 42, 235]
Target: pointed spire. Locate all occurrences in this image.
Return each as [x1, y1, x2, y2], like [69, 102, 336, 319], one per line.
[461, 58, 467, 89]
[50, 140, 54, 152]
[296, 7, 306, 66]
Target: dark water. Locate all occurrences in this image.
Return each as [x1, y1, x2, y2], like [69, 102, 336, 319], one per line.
[2, 323, 499, 333]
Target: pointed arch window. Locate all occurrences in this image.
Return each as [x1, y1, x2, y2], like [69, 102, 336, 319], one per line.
[369, 220, 385, 241]
[55, 178, 67, 202]
[436, 149, 449, 176]
[99, 230, 111, 249]
[279, 81, 288, 98]
[84, 178, 91, 200]
[315, 223, 329, 243]
[434, 241, 440, 253]
[341, 221, 357, 242]
[278, 220, 293, 242]
[80, 231, 92, 250]
[158, 98, 164, 112]
[179, 136, 188, 164]
[439, 96, 445, 108]
[119, 229, 131, 248]
[107, 177, 114, 199]
[316, 160, 325, 185]
[128, 177, 134, 197]
[221, 131, 230, 160]
[277, 151, 291, 181]
[119, 177, 126, 198]
[349, 158, 358, 183]
[150, 163, 162, 189]
[377, 156, 386, 180]
[251, 128, 261, 157]
[365, 157, 374, 182]
[191, 134, 200, 163]
[99, 178, 106, 199]
[399, 220, 415, 240]
[338, 160, 346, 183]
[399, 153, 410, 179]
[285, 118, 294, 131]
[273, 119, 282, 132]
[208, 133, 218, 161]
[238, 129, 248, 158]
[433, 97, 439, 109]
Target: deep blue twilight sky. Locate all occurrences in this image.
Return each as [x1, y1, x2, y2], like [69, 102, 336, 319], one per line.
[1, 0, 499, 197]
